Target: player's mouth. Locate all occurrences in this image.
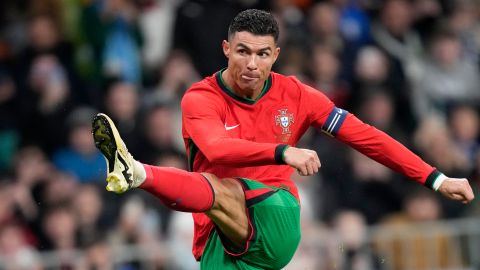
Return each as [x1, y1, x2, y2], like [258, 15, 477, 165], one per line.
[241, 74, 259, 81]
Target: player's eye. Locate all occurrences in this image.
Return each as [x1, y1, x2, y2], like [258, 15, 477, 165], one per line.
[238, 49, 247, 55]
[258, 52, 269, 57]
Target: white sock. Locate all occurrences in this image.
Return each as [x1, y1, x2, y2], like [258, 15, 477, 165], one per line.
[132, 160, 146, 187]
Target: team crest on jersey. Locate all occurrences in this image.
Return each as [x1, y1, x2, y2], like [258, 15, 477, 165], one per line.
[275, 109, 294, 134]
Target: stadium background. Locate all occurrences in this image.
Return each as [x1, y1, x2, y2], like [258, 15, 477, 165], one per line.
[0, 0, 479, 269]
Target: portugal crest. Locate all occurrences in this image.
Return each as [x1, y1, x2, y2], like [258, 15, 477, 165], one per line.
[275, 109, 294, 134]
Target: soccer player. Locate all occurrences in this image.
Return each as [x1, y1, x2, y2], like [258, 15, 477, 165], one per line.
[92, 9, 474, 270]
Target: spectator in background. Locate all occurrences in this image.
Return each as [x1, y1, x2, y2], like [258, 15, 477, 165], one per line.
[411, 0, 443, 45]
[411, 29, 480, 120]
[0, 70, 19, 173]
[78, 238, 114, 270]
[0, 223, 42, 270]
[371, 0, 420, 132]
[73, 184, 105, 248]
[350, 46, 390, 109]
[52, 107, 106, 183]
[448, 0, 480, 67]
[308, 43, 349, 108]
[81, 0, 143, 85]
[137, 0, 182, 78]
[448, 104, 480, 171]
[376, 187, 464, 270]
[308, 2, 342, 49]
[12, 146, 52, 224]
[147, 50, 201, 105]
[332, 210, 384, 270]
[332, 0, 371, 81]
[414, 115, 470, 177]
[104, 81, 142, 156]
[40, 205, 78, 267]
[16, 24, 75, 151]
[137, 104, 183, 163]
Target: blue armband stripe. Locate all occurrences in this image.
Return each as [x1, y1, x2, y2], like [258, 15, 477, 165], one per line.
[321, 107, 348, 137]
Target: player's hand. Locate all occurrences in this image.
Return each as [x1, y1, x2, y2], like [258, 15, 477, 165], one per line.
[283, 147, 321, 176]
[438, 178, 475, 204]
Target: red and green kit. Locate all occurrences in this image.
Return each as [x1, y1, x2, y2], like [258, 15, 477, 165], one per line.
[181, 68, 441, 267]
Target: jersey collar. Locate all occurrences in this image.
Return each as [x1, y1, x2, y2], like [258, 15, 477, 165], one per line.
[215, 68, 272, 105]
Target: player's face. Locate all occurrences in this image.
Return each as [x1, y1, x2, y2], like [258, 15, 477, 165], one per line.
[223, 31, 280, 96]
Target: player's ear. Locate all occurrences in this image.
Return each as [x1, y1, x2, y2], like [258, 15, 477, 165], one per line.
[222, 40, 230, 58]
[272, 46, 280, 63]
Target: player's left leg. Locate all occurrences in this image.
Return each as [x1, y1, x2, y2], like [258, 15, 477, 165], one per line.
[200, 178, 301, 270]
[92, 113, 249, 246]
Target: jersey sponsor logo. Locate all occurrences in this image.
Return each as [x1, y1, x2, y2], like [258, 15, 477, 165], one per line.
[224, 123, 240, 130]
[275, 108, 294, 134]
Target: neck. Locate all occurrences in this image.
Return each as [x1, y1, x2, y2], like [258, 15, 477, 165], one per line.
[222, 69, 262, 100]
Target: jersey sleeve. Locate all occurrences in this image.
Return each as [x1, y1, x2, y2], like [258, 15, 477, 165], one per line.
[181, 90, 285, 167]
[300, 82, 441, 189]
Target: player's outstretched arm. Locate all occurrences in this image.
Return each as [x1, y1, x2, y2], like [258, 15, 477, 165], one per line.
[282, 147, 321, 176]
[438, 177, 475, 204]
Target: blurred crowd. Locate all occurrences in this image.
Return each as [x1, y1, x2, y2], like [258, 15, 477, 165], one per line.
[0, 0, 479, 269]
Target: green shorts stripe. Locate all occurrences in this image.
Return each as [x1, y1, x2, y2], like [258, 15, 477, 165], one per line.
[200, 178, 301, 269]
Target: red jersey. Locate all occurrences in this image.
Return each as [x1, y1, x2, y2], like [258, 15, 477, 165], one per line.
[181, 70, 438, 260]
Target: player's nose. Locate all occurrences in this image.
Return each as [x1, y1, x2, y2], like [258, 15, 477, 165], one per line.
[246, 56, 257, 70]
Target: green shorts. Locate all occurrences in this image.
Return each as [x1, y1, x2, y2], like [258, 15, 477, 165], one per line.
[200, 178, 301, 269]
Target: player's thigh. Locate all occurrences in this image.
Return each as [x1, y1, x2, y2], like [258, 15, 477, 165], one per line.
[201, 178, 301, 270]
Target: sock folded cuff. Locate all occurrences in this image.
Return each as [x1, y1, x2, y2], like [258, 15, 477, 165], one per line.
[139, 164, 155, 190]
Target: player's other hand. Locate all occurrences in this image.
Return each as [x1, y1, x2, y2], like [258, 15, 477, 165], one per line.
[438, 178, 475, 204]
[283, 147, 321, 176]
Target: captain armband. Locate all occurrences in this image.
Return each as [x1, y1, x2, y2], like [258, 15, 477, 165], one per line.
[321, 107, 348, 137]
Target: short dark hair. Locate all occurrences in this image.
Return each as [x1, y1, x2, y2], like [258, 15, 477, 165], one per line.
[228, 9, 279, 44]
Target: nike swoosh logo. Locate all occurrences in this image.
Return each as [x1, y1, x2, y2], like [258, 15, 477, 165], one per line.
[224, 123, 240, 131]
[117, 153, 132, 187]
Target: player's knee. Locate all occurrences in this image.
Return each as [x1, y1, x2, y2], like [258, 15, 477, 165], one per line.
[201, 174, 245, 210]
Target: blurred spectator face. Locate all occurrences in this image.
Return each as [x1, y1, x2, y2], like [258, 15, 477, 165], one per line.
[29, 55, 67, 92]
[73, 185, 102, 227]
[119, 196, 145, 236]
[14, 146, 51, 184]
[0, 224, 41, 270]
[0, 224, 26, 255]
[29, 16, 59, 50]
[106, 82, 138, 121]
[311, 45, 339, 83]
[43, 207, 77, 249]
[70, 125, 97, 156]
[333, 211, 366, 250]
[414, 116, 469, 173]
[355, 46, 388, 83]
[431, 35, 461, 67]
[449, 0, 477, 32]
[145, 106, 173, 147]
[360, 92, 394, 129]
[29, 55, 69, 112]
[159, 51, 200, 98]
[309, 3, 339, 37]
[449, 105, 479, 142]
[43, 172, 77, 206]
[83, 241, 113, 270]
[405, 191, 441, 221]
[381, 0, 413, 36]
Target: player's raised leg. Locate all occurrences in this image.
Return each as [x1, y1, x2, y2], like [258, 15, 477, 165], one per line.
[92, 113, 249, 246]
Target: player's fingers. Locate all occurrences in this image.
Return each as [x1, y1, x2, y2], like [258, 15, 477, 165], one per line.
[297, 166, 308, 176]
[313, 162, 319, 173]
[313, 154, 321, 169]
[306, 163, 314, 176]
